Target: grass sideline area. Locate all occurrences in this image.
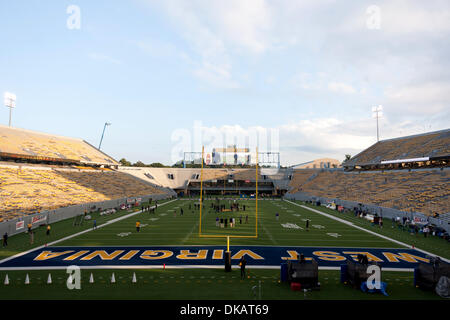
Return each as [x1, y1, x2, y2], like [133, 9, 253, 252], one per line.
[0, 269, 442, 300]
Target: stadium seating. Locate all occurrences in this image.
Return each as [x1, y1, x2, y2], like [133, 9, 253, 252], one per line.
[0, 165, 163, 221]
[289, 169, 449, 216]
[0, 125, 118, 166]
[288, 170, 317, 193]
[185, 169, 264, 181]
[195, 169, 228, 181]
[228, 169, 265, 181]
[345, 129, 450, 166]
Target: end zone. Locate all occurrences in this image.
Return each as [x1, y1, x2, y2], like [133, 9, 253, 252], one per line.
[0, 245, 434, 271]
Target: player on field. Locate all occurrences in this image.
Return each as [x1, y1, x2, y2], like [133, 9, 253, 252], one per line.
[2, 232, 7, 247]
[136, 221, 141, 232]
[239, 257, 247, 279]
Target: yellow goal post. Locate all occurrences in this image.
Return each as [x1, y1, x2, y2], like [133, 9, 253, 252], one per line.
[198, 146, 259, 246]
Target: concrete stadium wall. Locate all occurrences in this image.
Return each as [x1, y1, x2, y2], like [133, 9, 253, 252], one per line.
[284, 192, 450, 233]
[119, 167, 292, 191]
[117, 167, 177, 197]
[0, 192, 174, 238]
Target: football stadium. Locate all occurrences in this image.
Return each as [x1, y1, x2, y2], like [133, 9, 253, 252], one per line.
[1, 0, 449, 314]
[0, 124, 449, 303]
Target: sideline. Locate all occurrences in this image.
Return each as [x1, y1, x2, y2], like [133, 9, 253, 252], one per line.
[0, 265, 416, 272]
[284, 199, 450, 263]
[0, 199, 178, 265]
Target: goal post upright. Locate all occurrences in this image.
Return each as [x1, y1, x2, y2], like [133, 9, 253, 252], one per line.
[255, 146, 258, 237]
[199, 145, 204, 237]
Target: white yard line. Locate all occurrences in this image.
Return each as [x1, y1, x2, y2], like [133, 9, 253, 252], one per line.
[284, 199, 450, 263]
[0, 199, 178, 265]
[261, 221, 277, 245]
[182, 220, 199, 244]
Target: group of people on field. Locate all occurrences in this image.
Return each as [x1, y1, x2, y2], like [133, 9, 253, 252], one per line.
[2, 223, 52, 248]
[215, 215, 249, 228]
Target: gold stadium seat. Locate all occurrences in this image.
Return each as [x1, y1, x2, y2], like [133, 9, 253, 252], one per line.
[0, 166, 164, 218]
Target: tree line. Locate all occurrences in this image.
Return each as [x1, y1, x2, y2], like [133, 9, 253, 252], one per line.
[119, 158, 166, 168]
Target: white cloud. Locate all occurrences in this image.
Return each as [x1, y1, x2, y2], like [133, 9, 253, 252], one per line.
[144, 0, 273, 88]
[384, 81, 450, 114]
[136, 40, 177, 58]
[210, 0, 273, 53]
[292, 72, 324, 90]
[88, 53, 121, 65]
[376, 1, 450, 35]
[143, 0, 450, 123]
[264, 76, 276, 85]
[336, 1, 450, 35]
[180, 118, 374, 166]
[292, 73, 358, 95]
[328, 82, 357, 94]
[193, 61, 240, 89]
[280, 118, 373, 153]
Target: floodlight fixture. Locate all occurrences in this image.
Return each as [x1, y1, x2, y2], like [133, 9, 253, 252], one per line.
[4, 92, 16, 127]
[98, 122, 112, 150]
[372, 105, 383, 142]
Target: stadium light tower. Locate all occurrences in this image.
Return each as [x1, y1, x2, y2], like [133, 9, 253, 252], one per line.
[98, 122, 111, 150]
[372, 105, 383, 142]
[4, 92, 16, 127]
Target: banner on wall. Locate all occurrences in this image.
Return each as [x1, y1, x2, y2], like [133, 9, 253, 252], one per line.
[15, 220, 24, 230]
[413, 216, 428, 224]
[205, 153, 211, 165]
[32, 215, 46, 224]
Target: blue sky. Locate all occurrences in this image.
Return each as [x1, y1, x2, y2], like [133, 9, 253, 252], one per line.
[0, 0, 449, 166]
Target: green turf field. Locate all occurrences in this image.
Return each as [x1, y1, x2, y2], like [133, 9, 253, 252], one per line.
[0, 198, 448, 300]
[56, 199, 402, 248]
[3, 198, 446, 252]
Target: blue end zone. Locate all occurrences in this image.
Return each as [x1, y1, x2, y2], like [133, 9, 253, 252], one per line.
[0, 246, 432, 270]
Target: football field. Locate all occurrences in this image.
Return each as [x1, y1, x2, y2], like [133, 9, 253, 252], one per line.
[50, 198, 400, 248]
[0, 198, 448, 300]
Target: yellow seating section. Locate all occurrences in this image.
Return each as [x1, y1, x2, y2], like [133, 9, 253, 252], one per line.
[191, 169, 267, 182]
[348, 131, 449, 165]
[289, 169, 449, 216]
[196, 169, 228, 181]
[0, 126, 118, 165]
[0, 167, 163, 221]
[288, 170, 317, 193]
